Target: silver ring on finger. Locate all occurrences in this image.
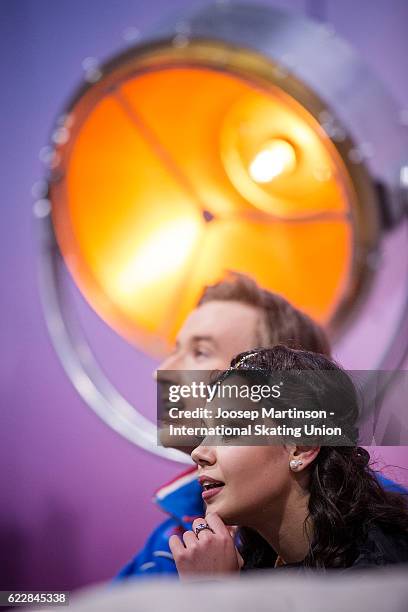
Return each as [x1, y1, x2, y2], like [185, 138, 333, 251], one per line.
[194, 522, 215, 537]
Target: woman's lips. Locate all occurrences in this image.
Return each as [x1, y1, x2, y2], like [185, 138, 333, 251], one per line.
[202, 485, 224, 501]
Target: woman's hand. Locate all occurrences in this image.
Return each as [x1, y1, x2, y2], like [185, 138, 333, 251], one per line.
[169, 512, 244, 581]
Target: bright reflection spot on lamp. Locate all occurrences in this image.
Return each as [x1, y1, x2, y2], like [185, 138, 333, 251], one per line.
[114, 218, 199, 299]
[249, 139, 296, 183]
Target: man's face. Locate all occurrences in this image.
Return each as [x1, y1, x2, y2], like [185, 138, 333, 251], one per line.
[157, 300, 263, 451]
[158, 300, 262, 372]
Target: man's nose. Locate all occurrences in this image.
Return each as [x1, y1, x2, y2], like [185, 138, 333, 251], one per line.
[153, 353, 181, 380]
[191, 443, 216, 467]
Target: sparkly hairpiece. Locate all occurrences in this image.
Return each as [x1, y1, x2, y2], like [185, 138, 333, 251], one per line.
[227, 351, 274, 376]
[213, 351, 266, 386]
[232, 351, 259, 368]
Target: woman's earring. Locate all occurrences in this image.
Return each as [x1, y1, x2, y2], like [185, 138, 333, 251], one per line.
[289, 459, 303, 471]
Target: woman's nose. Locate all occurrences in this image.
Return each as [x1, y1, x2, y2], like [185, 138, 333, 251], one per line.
[191, 443, 216, 467]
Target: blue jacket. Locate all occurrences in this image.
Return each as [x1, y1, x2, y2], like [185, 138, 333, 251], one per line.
[116, 469, 406, 578]
[116, 467, 204, 577]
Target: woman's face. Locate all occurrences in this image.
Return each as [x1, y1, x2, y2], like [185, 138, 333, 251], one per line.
[191, 441, 291, 527]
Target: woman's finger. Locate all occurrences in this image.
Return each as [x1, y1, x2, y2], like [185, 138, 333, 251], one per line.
[205, 512, 232, 538]
[182, 530, 198, 547]
[192, 517, 215, 540]
[169, 534, 184, 557]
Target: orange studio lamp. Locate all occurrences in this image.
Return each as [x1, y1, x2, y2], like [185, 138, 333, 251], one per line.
[35, 4, 408, 456]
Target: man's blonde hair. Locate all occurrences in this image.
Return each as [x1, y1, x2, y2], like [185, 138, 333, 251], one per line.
[198, 272, 331, 356]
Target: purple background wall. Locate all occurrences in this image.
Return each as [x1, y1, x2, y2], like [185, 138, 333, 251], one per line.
[1, 0, 408, 591]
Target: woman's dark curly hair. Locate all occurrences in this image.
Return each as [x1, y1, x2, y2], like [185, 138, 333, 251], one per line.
[219, 345, 408, 569]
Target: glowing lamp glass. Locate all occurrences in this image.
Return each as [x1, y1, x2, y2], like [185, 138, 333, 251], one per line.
[49, 42, 378, 353]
